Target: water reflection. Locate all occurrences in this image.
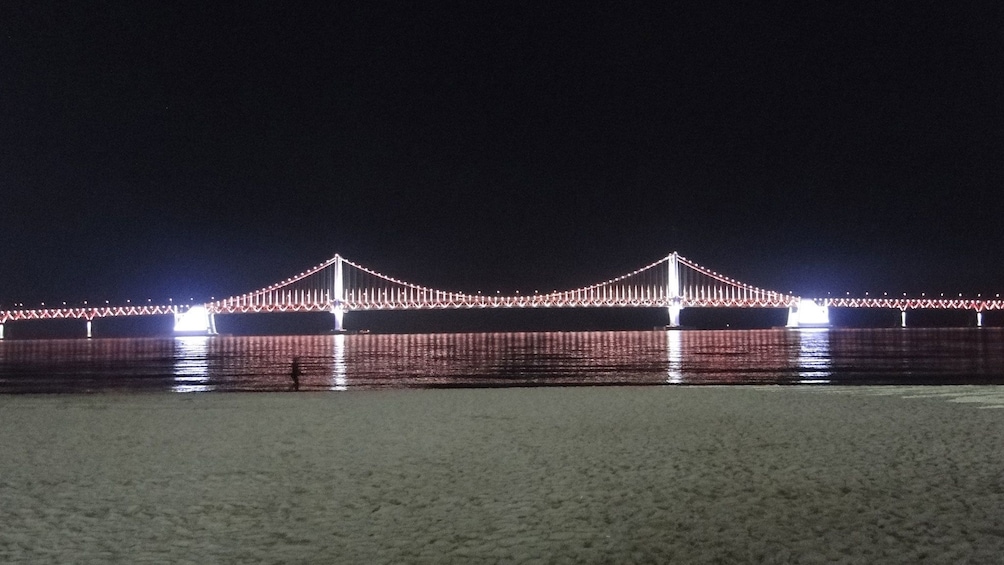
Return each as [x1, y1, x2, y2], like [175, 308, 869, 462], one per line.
[666, 330, 683, 383]
[794, 328, 832, 383]
[330, 334, 347, 391]
[2, 329, 1003, 393]
[172, 336, 212, 392]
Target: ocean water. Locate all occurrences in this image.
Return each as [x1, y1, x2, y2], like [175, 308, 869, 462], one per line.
[0, 329, 1002, 393]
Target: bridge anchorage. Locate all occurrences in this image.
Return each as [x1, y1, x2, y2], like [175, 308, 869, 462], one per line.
[1, 252, 1001, 338]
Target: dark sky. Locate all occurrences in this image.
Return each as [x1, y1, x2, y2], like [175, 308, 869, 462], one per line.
[3, 2, 1003, 308]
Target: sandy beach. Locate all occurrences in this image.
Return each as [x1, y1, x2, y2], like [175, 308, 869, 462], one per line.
[1, 386, 1002, 563]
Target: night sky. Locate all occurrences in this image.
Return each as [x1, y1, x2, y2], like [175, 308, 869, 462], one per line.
[3, 3, 1003, 315]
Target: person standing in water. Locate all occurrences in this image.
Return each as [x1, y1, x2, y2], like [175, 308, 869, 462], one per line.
[290, 357, 302, 391]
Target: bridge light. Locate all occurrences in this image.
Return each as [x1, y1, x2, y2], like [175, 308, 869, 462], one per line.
[105, 300, 109, 304]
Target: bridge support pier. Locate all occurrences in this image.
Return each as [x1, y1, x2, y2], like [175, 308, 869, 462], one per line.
[900, 310, 907, 328]
[667, 302, 682, 328]
[786, 299, 830, 328]
[977, 311, 983, 328]
[0, 323, 4, 340]
[174, 306, 214, 335]
[332, 306, 345, 332]
[86, 320, 93, 339]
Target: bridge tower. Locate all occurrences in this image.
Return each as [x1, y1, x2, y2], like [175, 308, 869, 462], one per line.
[667, 252, 682, 328]
[331, 254, 346, 332]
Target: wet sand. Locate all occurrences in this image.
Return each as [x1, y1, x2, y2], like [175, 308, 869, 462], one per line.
[1, 386, 1003, 563]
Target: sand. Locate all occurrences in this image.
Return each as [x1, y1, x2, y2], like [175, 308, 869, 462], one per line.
[1, 386, 1003, 564]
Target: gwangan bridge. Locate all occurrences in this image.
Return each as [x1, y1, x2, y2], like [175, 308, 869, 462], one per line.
[1, 252, 1001, 338]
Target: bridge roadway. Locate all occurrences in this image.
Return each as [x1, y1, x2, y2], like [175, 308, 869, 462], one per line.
[2, 296, 1002, 339]
[1, 252, 1002, 337]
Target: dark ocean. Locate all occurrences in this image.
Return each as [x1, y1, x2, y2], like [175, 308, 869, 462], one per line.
[1, 329, 1003, 393]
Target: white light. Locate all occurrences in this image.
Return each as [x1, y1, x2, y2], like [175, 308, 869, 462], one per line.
[788, 299, 829, 328]
[174, 306, 211, 334]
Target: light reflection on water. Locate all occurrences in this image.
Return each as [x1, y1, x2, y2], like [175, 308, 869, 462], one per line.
[172, 336, 211, 393]
[666, 330, 683, 384]
[0, 329, 1002, 393]
[796, 328, 832, 384]
[331, 334, 347, 391]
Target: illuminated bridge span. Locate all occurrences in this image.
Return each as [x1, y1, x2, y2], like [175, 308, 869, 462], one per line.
[1, 252, 1002, 338]
[207, 253, 798, 330]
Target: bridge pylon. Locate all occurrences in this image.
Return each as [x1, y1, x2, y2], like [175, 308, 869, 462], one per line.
[667, 252, 682, 327]
[331, 254, 346, 332]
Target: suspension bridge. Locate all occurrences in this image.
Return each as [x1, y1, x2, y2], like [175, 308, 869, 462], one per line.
[1, 252, 1001, 338]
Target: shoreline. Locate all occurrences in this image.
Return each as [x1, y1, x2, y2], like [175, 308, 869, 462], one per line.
[2, 386, 1002, 562]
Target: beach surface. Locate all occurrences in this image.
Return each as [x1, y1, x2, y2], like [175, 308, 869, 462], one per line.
[1, 386, 1002, 563]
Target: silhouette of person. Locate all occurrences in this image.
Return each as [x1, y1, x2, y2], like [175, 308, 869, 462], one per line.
[290, 357, 302, 391]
